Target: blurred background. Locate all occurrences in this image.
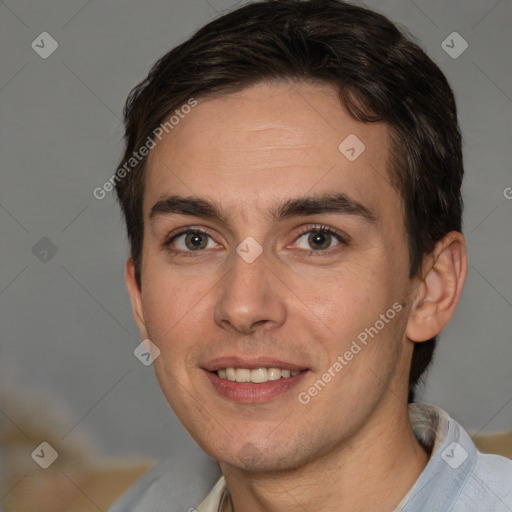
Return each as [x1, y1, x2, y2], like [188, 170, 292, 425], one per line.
[0, 0, 511, 510]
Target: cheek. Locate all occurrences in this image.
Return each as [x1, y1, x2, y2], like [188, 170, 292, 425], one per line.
[304, 261, 388, 325]
[304, 265, 405, 372]
[141, 268, 207, 346]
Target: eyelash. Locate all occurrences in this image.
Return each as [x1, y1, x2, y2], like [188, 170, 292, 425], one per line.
[163, 224, 349, 257]
[294, 225, 349, 255]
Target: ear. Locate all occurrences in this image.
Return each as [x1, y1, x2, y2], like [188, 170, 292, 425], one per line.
[406, 231, 468, 342]
[125, 257, 149, 339]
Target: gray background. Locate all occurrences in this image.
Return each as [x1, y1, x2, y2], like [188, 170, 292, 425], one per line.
[0, 0, 510, 476]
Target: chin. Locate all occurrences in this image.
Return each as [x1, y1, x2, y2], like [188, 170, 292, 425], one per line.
[211, 438, 316, 474]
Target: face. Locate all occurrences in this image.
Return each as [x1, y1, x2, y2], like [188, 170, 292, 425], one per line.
[127, 81, 419, 473]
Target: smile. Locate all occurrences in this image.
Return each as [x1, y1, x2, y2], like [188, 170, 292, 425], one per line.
[216, 367, 302, 383]
[204, 367, 309, 403]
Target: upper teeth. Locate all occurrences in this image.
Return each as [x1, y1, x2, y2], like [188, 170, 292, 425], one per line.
[217, 367, 301, 383]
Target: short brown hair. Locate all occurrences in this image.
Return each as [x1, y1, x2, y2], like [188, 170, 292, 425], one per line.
[114, 0, 464, 397]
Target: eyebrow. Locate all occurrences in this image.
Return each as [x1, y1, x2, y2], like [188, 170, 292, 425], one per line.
[149, 192, 377, 224]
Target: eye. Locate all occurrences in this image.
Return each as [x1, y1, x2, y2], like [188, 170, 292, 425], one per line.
[294, 225, 348, 253]
[164, 228, 218, 252]
[163, 225, 348, 256]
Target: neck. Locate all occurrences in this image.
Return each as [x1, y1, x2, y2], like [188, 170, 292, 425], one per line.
[219, 403, 430, 512]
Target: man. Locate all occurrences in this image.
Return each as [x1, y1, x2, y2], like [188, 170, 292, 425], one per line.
[110, 1, 512, 510]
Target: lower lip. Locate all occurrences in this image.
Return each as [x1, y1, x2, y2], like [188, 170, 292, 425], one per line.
[203, 369, 309, 403]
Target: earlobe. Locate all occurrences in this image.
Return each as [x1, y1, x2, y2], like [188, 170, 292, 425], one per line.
[125, 258, 148, 338]
[406, 232, 468, 342]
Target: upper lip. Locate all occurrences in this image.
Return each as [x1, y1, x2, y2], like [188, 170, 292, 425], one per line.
[203, 357, 308, 372]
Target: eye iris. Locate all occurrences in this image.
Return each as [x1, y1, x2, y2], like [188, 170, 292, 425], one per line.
[308, 231, 331, 250]
[185, 233, 207, 250]
[180, 230, 334, 251]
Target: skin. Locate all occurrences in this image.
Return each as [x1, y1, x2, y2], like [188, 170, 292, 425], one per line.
[125, 80, 467, 512]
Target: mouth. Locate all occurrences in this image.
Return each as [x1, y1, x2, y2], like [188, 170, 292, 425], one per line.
[202, 359, 310, 403]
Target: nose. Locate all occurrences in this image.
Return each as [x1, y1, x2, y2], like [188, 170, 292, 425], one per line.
[213, 247, 287, 335]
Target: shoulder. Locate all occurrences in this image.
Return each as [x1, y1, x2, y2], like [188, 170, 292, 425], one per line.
[403, 403, 512, 512]
[108, 449, 221, 512]
[442, 418, 512, 511]
[457, 451, 512, 510]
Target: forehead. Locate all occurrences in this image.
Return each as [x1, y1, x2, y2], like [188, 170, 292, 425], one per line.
[144, 80, 395, 222]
